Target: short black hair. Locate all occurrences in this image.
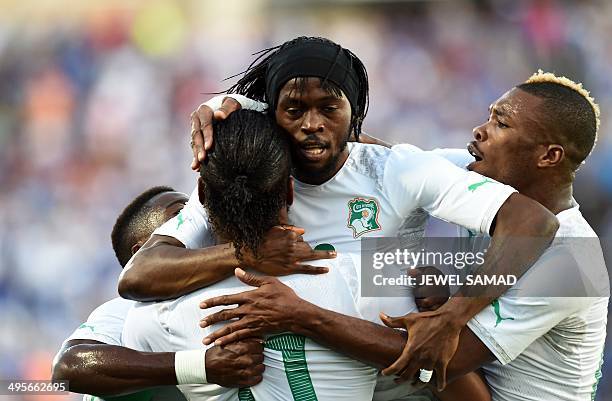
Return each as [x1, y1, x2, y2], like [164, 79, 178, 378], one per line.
[225, 36, 369, 141]
[199, 109, 291, 259]
[516, 81, 597, 170]
[111, 186, 175, 267]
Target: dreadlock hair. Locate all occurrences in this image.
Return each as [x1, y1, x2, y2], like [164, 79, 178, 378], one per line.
[111, 186, 175, 268]
[225, 36, 369, 141]
[517, 70, 600, 171]
[199, 109, 291, 259]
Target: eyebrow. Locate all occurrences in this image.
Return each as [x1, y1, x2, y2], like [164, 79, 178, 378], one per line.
[491, 104, 512, 120]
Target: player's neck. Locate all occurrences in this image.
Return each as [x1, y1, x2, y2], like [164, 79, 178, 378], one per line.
[520, 179, 574, 215]
[294, 148, 350, 185]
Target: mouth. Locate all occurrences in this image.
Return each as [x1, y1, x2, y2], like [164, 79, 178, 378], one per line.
[298, 141, 329, 162]
[467, 142, 484, 162]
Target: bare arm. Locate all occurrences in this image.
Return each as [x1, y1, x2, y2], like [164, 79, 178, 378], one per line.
[201, 194, 557, 388]
[378, 193, 557, 384]
[52, 340, 176, 396]
[52, 339, 263, 396]
[119, 227, 334, 302]
[200, 269, 493, 379]
[119, 235, 238, 301]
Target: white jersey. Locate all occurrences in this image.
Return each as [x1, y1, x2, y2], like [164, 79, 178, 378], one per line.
[466, 205, 609, 401]
[153, 143, 515, 325]
[64, 297, 134, 346]
[155, 143, 515, 253]
[122, 256, 379, 401]
[62, 298, 186, 401]
[152, 143, 516, 401]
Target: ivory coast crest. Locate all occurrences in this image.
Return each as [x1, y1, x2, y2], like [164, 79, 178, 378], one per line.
[347, 197, 381, 238]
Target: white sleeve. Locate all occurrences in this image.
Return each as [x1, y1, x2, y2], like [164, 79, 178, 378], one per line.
[153, 186, 215, 249]
[431, 148, 473, 169]
[466, 248, 594, 364]
[388, 144, 517, 234]
[63, 298, 134, 346]
[202, 94, 268, 113]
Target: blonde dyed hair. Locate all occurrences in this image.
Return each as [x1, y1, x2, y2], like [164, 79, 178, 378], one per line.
[525, 69, 600, 134]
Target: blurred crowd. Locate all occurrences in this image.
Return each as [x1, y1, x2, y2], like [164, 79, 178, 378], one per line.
[0, 0, 611, 399]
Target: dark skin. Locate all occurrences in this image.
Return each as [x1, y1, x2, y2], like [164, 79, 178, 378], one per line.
[119, 77, 353, 301]
[53, 192, 264, 396]
[200, 269, 492, 391]
[120, 227, 334, 301]
[196, 85, 559, 390]
[52, 339, 264, 395]
[468, 88, 574, 214]
[275, 77, 352, 185]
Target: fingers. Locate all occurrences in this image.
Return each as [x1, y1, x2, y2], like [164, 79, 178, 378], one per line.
[281, 225, 306, 236]
[211, 328, 259, 346]
[213, 97, 241, 120]
[379, 312, 407, 329]
[196, 104, 214, 155]
[200, 291, 250, 309]
[190, 110, 207, 170]
[290, 264, 330, 275]
[241, 372, 264, 387]
[293, 243, 337, 262]
[434, 361, 448, 391]
[292, 240, 336, 261]
[200, 307, 242, 329]
[202, 317, 257, 345]
[382, 340, 419, 378]
[236, 337, 265, 350]
[235, 268, 277, 287]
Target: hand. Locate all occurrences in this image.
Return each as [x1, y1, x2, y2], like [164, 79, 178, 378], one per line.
[240, 225, 336, 276]
[205, 338, 264, 387]
[409, 266, 449, 312]
[200, 268, 303, 346]
[379, 308, 463, 391]
[190, 97, 242, 170]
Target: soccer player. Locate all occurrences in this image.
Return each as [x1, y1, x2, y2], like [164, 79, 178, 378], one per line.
[121, 110, 382, 401]
[201, 71, 609, 401]
[120, 36, 558, 394]
[52, 187, 264, 399]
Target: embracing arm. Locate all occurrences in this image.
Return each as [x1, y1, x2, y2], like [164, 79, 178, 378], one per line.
[119, 235, 238, 301]
[262, 295, 493, 377]
[409, 192, 560, 334]
[201, 270, 493, 378]
[52, 339, 176, 396]
[52, 339, 264, 396]
[120, 229, 333, 302]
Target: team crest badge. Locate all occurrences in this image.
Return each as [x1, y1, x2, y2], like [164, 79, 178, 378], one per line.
[347, 197, 381, 238]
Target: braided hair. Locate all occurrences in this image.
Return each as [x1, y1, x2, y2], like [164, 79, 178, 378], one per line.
[199, 110, 291, 259]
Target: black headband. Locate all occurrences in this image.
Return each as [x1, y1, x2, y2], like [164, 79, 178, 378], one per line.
[265, 41, 360, 112]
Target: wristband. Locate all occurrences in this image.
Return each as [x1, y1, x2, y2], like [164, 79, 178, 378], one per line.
[175, 349, 207, 384]
[225, 94, 268, 112]
[203, 94, 268, 113]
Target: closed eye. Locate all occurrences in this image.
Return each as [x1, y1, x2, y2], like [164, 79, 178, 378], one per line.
[322, 106, 338, 113]
[286, 108, 303, 117]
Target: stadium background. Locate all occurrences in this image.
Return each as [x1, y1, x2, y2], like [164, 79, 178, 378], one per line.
[0, 0, 611, 399]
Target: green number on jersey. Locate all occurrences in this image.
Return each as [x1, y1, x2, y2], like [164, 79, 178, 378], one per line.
[239, 334, 318, 401]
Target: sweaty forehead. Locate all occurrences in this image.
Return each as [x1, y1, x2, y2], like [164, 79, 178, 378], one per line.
[492, 88, 543, 121]
[148, 191, 188, 210]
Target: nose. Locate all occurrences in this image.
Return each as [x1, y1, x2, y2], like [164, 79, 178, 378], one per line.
[301, 110, 324, 134]
[472, 123, 488, 142]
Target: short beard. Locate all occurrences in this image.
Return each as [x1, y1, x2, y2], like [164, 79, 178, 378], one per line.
[292, 129, 351, 184]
